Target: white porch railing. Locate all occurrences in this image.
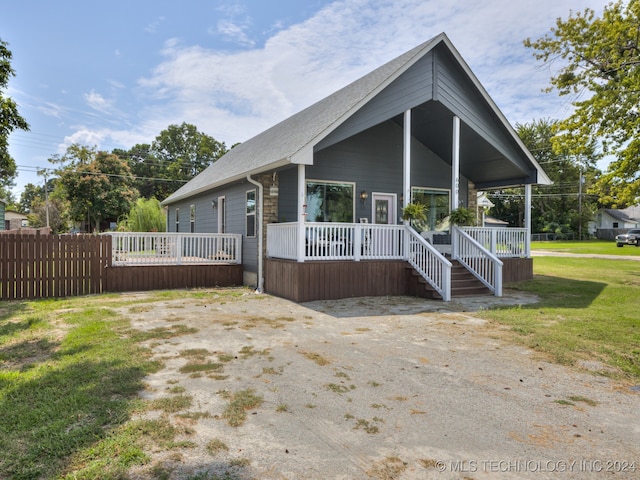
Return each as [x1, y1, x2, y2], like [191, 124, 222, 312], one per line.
[267, 222, 406, 261]
[106, 232, 242, 266]
[452, 226, 503, 296]
[406, 227, 452, 301]
[461, 227, 528, 258]
[267, 222, 451, 299]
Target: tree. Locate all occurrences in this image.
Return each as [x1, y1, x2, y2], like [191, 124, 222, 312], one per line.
[488, 119, 598, 238]
[27, 197, 68, 233]
[18, 182, 45, 213]
[1, 38, 29, 187]
[149, 122, 227, 198]
[119, 197, 166, 232]
[524, 1, 640, 206]
[54, 146, 138, 231]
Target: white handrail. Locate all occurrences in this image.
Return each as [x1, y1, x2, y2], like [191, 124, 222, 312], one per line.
[106, 232, 242, 266]
[461, 227, 528, 258]
[405, 227, 452, 301]
[453, 226, 503, 296]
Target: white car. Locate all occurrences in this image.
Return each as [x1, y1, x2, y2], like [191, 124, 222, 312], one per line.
[615, 228, 640, 247]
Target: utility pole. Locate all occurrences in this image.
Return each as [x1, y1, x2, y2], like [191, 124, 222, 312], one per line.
[38, 168, 50, 228]
[578, 168, 584, 240]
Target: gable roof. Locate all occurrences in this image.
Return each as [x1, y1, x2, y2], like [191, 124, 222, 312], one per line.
[603, 206, 640, 223]
[163, 33, 549, 205]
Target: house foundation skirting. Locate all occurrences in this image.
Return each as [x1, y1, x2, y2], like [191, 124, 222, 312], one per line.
[265, 257, 534, 303]
[501, 257, 533, 284]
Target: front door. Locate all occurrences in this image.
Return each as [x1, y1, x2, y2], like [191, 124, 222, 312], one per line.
[371, 193, 397, 225]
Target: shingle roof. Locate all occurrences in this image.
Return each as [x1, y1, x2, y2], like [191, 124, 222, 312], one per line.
[162, 32, 549, 205]
[604, 206, 640, 223]
[162, 35, 443, 205]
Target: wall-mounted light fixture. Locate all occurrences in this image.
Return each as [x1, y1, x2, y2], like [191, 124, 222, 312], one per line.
[211, 200, 217, 209]
[360, 190, 368, 204]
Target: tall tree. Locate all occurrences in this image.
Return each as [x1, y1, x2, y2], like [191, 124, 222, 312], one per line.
[54, 146, 138, 231]
[150, 122, 227, 198]
[18, 182, 45, 213]
[488, 119, 598, 239]
[0, 38, 29, 187]
[524, 1, 640, 206]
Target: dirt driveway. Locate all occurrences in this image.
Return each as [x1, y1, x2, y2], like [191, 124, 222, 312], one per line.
[119, 289, 639, 480]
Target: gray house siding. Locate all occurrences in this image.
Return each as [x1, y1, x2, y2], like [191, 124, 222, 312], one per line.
[316, 51, 434, 152]
[0, 201, 5, 231]
[167, 181, 258, 275]
[433, 47, 530, 177]
[278, 121, 468, 224]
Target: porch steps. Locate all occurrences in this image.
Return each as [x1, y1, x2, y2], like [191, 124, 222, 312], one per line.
[405, 260, 491, 299]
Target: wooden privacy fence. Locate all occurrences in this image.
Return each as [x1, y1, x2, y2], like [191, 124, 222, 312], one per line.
[0, 233, 244, 300]
[0, 233, 110, 300]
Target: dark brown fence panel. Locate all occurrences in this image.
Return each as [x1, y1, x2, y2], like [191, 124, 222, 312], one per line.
[104, 264, 243, 293]
[0, 234, 111, 300]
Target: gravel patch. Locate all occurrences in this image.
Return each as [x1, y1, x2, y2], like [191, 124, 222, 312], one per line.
[119, 290, 639, 480]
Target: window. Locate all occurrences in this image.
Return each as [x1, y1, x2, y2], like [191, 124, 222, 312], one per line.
[411, 187, 450, 230]
[246, 190, 256, 237]
[190, 205, 196, 233]
[613, 222, 619, 228]
[306, 181, 354, 222]
[175, 208, 179, 232]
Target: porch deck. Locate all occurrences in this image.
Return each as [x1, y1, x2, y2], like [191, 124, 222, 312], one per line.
[266, 223, 531, 302]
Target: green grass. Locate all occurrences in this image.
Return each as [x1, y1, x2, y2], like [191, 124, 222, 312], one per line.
[0, 297, 161, 479]
[478, 256, 640, 379]
[0, 289, 242, 480]
[531, 239, 640, 256]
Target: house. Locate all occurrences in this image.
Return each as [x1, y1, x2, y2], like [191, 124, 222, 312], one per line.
[4, 209, 29, 231]
[161, 33, 550, 302]
[592, 206, 640, 240]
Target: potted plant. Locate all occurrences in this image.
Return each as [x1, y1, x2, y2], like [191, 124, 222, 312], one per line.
[448, 207, 475, 226]
[402, 202, 427, 231]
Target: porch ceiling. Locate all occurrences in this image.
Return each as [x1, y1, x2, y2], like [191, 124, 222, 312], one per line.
[402, 101, 534, 188]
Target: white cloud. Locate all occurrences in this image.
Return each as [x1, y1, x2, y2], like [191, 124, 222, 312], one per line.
[145, 16, 165, 34]
[214, 19, 256, 47]
[84, 90, 113, 113]
[113, 0, 615, 149]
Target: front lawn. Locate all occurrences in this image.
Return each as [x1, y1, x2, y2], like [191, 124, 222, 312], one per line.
[478, 256, 640, 379]
[531, 239, 640, 256]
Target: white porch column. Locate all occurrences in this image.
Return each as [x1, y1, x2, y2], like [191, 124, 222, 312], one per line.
[524, 183, 532, 257]
[403, 109, 412, 218]
[451, 116, 460, 211]
[297, 164, 306, 262]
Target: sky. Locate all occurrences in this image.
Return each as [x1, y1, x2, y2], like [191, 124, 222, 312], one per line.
[2, 0, 612, 200]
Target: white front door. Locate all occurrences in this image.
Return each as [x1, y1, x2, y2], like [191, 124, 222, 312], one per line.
[371, 193, 397, 225]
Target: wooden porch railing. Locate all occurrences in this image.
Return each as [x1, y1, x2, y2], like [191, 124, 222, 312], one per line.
[106, 232, 242, 266]
[452, 226, 503, 296]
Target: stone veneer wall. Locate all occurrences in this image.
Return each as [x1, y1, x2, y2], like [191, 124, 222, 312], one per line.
[255, 172, 279, 262]
[466, 181, 479, 226]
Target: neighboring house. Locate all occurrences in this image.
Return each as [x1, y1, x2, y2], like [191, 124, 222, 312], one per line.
[0, 199, 5, 231]
[593, 206, 640, 240]
[4, 209, 29, 231]
[162, 33, 550, 302]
